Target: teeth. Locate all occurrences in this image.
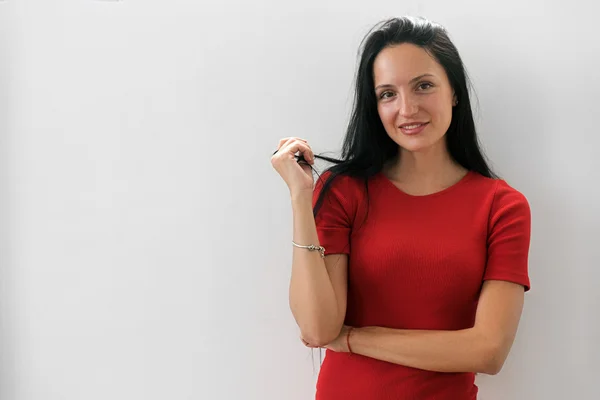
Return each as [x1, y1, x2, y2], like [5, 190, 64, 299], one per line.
[402, 124, 423, 129]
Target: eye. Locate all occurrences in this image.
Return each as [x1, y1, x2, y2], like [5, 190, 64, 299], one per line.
[417, 82, 433, 91]
[379, 91, 395, 100]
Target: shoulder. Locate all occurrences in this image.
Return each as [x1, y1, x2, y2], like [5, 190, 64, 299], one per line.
[313, 170, 366, 200]
[461, 173, 531, 230]
[468, 173, 529, 208]
[491, 178, 530, 216]
[312, 170, 367, 219]
[470, 175, 531, 234]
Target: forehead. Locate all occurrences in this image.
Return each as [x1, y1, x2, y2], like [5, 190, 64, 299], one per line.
[373, 43, 445, 85]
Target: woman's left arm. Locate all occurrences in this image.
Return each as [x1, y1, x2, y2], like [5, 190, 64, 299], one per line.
[308, 280, 524, 375]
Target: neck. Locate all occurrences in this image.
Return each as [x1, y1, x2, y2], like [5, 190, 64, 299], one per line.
[384, 144, 467, 185]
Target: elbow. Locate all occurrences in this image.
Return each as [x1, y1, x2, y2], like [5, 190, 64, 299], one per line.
[301, 324, 343, 348]
[482, 358, 503, 376]
[302, 329, 341, 348]
[308, 335, 336, 348]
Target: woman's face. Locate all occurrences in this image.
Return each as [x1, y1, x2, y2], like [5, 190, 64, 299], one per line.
[373, 43, 457, 154]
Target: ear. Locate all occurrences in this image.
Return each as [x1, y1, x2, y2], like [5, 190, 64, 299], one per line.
[452, 93, 458, 106]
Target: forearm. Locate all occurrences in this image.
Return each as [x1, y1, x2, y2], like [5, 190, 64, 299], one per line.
[288, 193, 340, 345]
[350, 326, 497, 374]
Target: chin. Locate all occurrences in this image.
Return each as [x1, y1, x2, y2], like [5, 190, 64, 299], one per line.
[399, 144, 433, 153]
[392, 136, 432, 152]
[395, 133, 447, 154]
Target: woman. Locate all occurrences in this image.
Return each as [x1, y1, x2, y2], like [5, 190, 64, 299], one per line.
[270, 16, 531, 399]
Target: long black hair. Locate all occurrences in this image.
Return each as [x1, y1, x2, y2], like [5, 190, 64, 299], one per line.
[306, 16, 497, 223]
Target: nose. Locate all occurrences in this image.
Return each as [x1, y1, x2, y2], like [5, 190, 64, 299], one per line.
[397, 94, 418, 117]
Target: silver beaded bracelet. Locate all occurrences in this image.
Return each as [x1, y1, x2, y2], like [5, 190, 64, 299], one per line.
[292, 241, 326, 258]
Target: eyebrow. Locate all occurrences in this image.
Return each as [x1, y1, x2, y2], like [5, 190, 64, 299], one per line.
[374, 73, 435, 91]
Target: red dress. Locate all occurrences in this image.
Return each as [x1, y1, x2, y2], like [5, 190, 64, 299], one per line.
[312, 170, 531, 400]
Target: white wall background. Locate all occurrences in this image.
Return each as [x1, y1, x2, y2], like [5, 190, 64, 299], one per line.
[1, 1, 598, 399]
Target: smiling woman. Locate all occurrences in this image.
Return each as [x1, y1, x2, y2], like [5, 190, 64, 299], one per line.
[271, 16, 531, 400]
[374, 46, 457, 151]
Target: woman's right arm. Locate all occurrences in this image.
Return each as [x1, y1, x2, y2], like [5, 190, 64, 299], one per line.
[288, 191, 348, 347]
[271, 137, 347, 346]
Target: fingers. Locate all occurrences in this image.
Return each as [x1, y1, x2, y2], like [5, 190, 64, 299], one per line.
[284, 141, 314, 162]
[273, 138, 313, 161]
[278, 137, 308, 149]
[275, 138, 300, 153]
[279, 138, 311, 153]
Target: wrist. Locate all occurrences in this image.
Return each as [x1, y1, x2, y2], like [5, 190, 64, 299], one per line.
[348, 326, 376, 354]
[346, 327, 355, 354]
[290, 190, 313, 204]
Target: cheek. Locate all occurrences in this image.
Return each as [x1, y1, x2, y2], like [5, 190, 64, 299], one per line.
[439, 104, 454, 125]
[423, 99, 452, 124]
[377, 105, 396, 126]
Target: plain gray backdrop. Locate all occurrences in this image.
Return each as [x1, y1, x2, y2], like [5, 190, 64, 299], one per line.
[1, 0, 598, 399]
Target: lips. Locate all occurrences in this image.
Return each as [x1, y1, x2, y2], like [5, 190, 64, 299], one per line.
[398, 122, 429, 135]
[398, 122, 428, 128]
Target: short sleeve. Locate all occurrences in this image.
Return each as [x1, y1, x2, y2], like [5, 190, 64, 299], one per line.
[484, 180, 532, 291]
[312, 172, 356, 256]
